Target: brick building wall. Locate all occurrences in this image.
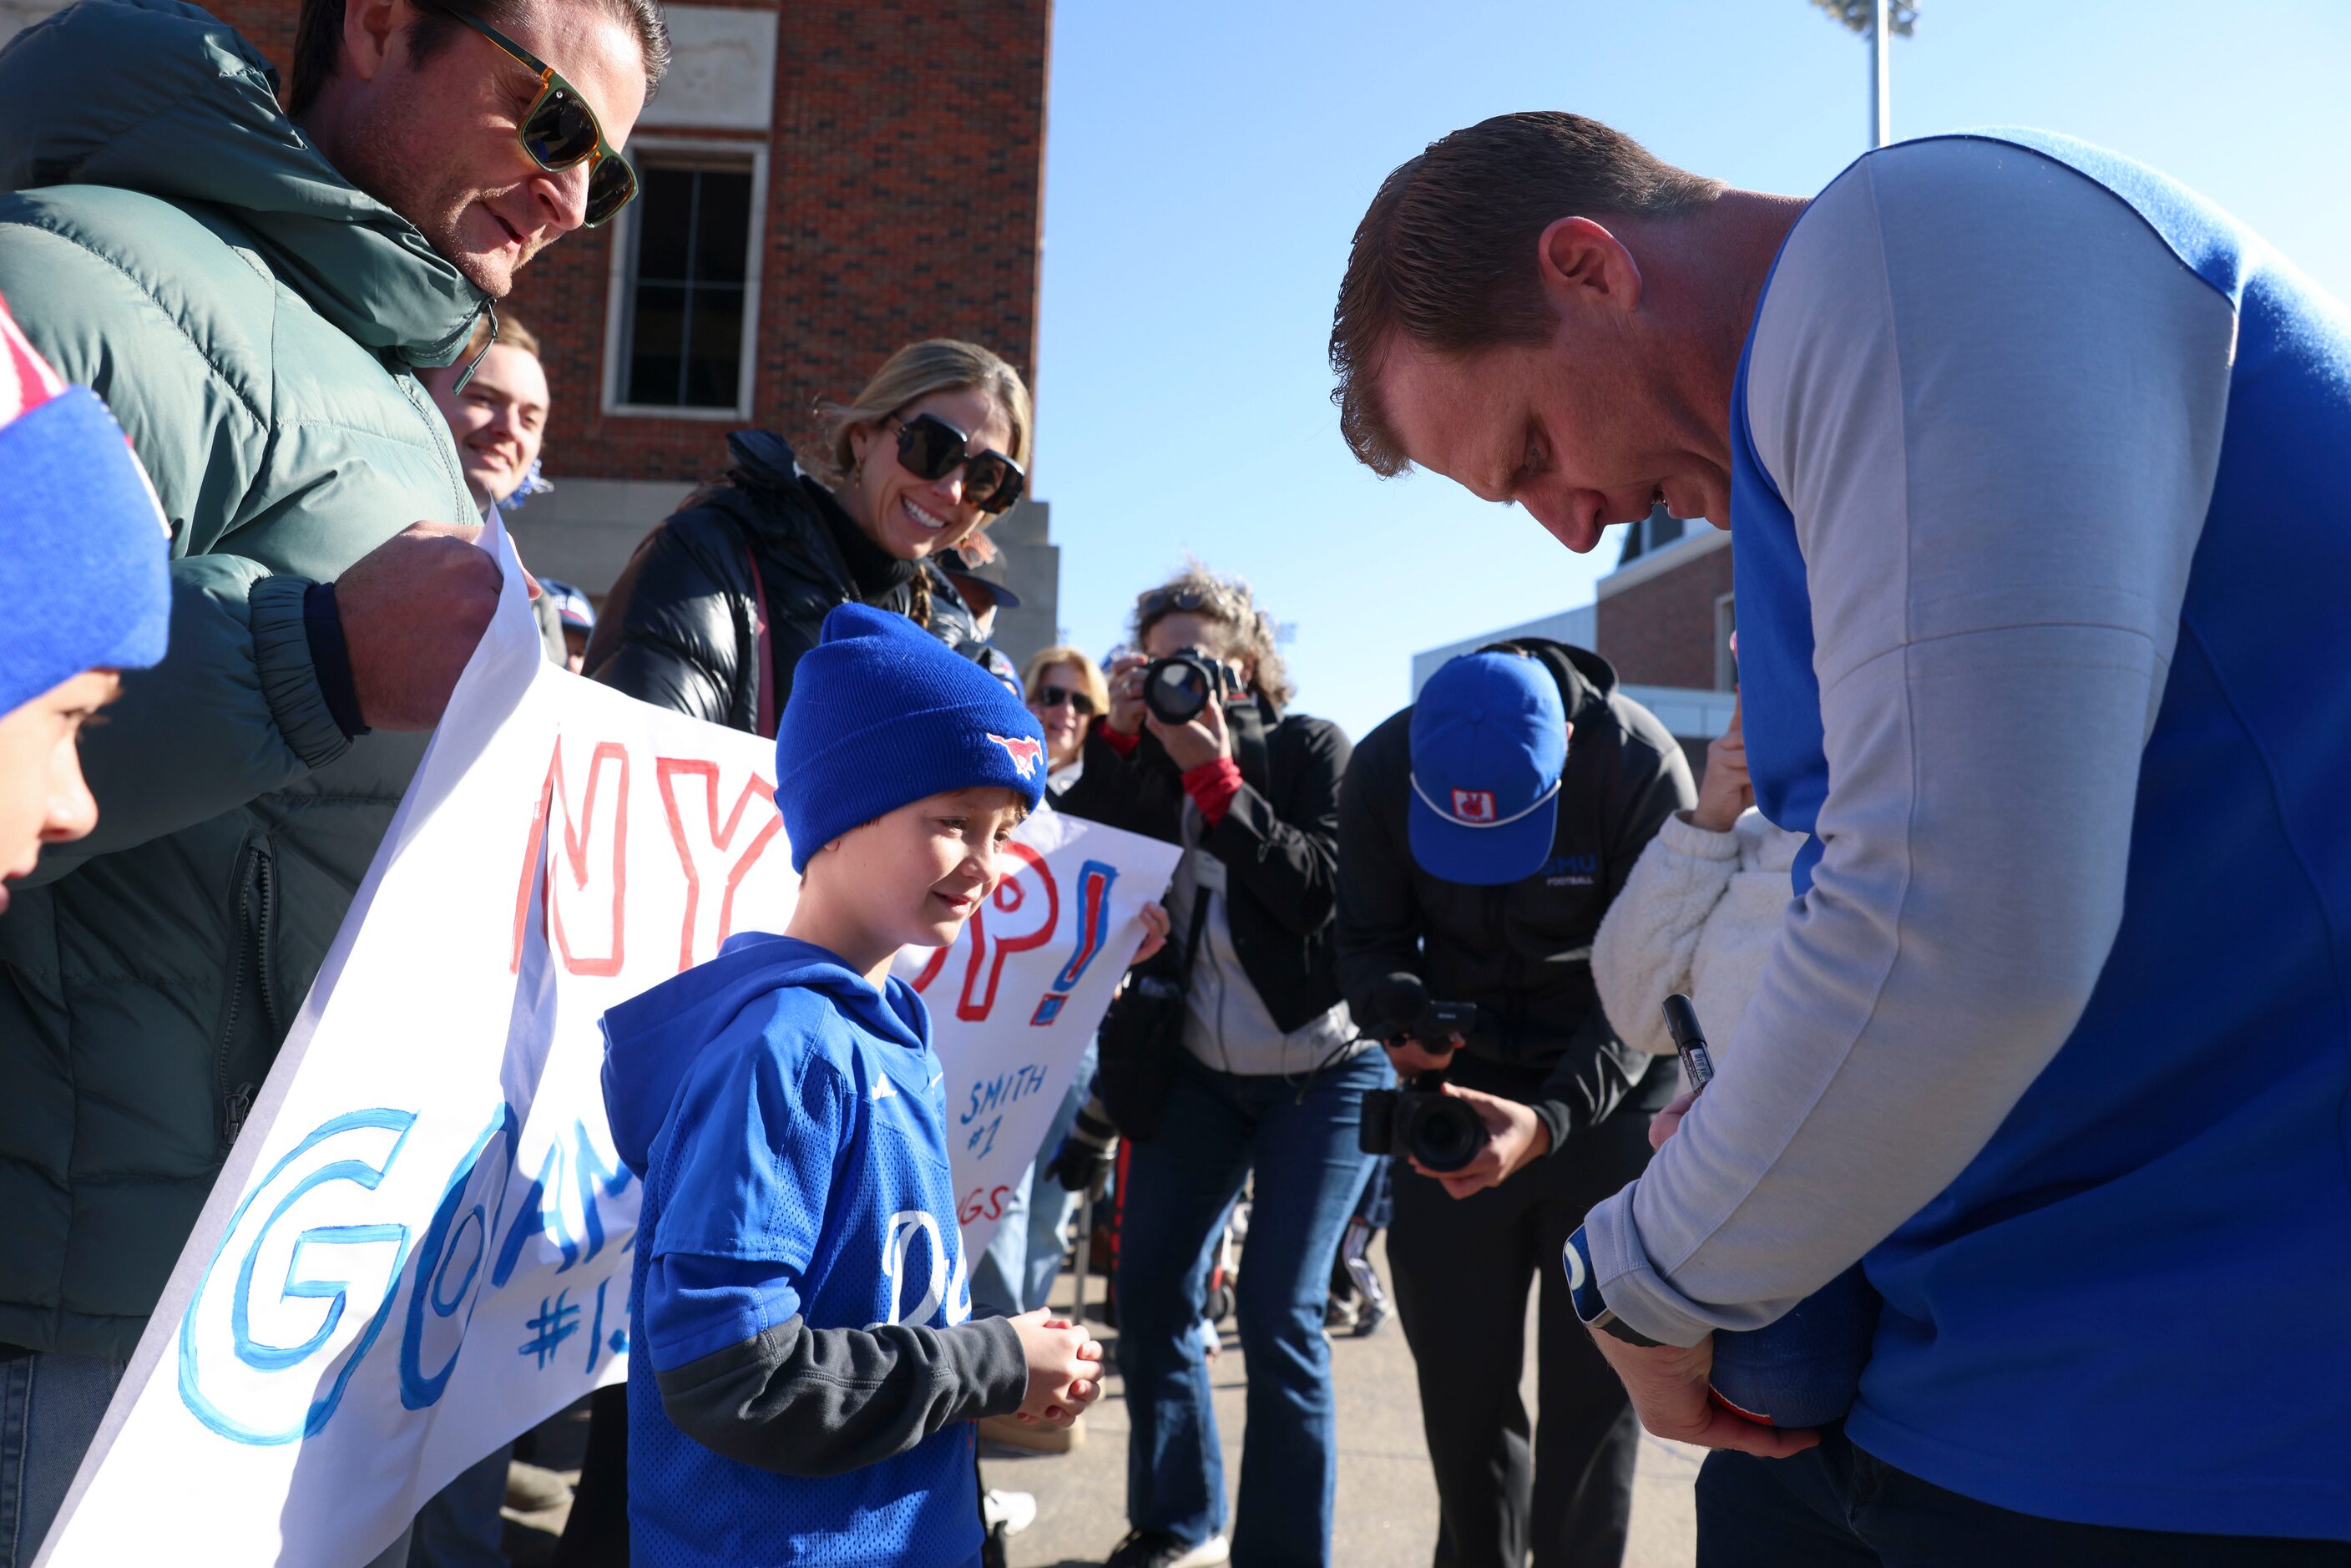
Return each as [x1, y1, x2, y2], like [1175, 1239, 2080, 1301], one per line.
[211, 0, 296, 63]
[1593, 534, 1734, 691]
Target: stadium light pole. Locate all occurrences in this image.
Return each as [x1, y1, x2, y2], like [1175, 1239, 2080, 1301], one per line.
[1871, 0, 1892, 147]
[1813, 1, 1916, 149]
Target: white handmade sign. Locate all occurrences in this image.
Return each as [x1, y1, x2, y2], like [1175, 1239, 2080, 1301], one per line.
[38, 513, 1176, 1567]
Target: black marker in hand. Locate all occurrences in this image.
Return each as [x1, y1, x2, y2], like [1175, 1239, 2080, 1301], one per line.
[1663, 992, 1715, 1093]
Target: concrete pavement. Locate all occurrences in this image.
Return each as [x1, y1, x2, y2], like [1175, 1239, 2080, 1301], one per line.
[987, 1237, 1702, 1568]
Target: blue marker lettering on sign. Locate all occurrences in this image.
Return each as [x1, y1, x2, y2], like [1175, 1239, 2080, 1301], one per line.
[399, 1104, 520, 1411]
[493, 1138, 579, 1287]
[179, 1109, 420, 1446]
[967, 1114, 1003, 1161]
[570, 1119, 634, 1266]
[519, 1288, 581, 1369]
[586, 1277, 611, 1374]
[1049, 861, 1119, 993]
[961, 1063, 1052, 1125]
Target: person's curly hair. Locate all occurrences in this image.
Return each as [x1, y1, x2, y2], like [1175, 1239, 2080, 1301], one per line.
[1131, 562, 1294, 711]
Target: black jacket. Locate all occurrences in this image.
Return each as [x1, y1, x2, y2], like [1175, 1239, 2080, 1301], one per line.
[583, 430, 1001, 729]
[1055, 700, 1351, 1034]
[1336, 640, 1695, 1151]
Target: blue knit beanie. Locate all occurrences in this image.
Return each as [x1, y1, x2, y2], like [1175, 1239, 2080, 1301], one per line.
[0, 305, 170, 716]
[777, 603, 1048, 872]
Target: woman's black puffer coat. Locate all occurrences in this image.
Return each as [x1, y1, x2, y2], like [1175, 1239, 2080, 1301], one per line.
[584, 429, 1000, 730]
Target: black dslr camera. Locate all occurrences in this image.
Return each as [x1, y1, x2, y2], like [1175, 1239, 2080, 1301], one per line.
[1142, 645, 1234, 726]
[1357, 973, 1489, 1172]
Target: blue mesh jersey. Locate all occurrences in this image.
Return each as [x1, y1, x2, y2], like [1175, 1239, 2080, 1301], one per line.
[603, 933, 984, 1568]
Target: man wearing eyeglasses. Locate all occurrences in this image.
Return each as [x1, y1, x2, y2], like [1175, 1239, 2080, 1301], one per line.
[0, 1, 662, 1561]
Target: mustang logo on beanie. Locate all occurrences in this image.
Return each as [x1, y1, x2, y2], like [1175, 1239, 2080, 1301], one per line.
[988, 733, 1044, 778]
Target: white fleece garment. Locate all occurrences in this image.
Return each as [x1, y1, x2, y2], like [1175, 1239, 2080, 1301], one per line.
[1591, 808, 1805, 1062]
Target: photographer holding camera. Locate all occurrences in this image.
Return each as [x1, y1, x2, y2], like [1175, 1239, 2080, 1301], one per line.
[1337, 641, 1693, 1568]
[1054, 567, 1376, 1568]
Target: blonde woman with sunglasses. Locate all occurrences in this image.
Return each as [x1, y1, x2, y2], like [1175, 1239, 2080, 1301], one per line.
[588, 339, 1033, 735]
[1023, 644, 1111, 789]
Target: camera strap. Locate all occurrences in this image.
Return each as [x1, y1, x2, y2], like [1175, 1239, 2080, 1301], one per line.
[1224, 696, 1275, 800]
[1175, 883, 1213, 979]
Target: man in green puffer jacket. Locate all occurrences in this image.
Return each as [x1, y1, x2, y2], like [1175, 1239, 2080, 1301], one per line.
[0, 0, 661, 1555]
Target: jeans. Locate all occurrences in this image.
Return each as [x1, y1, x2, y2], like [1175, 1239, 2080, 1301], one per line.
[0, 1350, 413, 1568]
[1388, 1108, 1652, 1568]
[1696, 1435, 2351, 1567]
[969, 1039, 1098, 1318]
[1116, 1050, 1386, 1567]
[0, 1352, 124, 1568]
[407, 1443, 512, 1568]
[552, 1382, 629, 1568]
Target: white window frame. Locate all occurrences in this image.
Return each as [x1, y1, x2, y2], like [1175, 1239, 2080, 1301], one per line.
[1715, 591, 1738, 691]
[601, 137, 768, 421]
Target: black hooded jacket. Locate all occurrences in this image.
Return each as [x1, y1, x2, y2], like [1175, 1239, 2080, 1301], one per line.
[1336, 640, 1696, 1151]
[584, 430, 1001, 731]
[1055, 698, 1351, 1034]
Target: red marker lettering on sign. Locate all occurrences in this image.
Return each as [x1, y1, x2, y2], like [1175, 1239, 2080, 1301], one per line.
[912, 844, 1063, 1021]
[958, 1185, 1015, 1226]
[655, 758, 783, 973]
[510, 737, 630, 977]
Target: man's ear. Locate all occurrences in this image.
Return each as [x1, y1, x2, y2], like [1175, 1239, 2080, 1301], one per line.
[341, 0, 407, 85]
[1535, 216, 1644, 319]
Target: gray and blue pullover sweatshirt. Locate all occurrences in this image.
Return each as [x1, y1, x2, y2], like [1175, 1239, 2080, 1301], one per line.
[1584, 131, 2351, 1540]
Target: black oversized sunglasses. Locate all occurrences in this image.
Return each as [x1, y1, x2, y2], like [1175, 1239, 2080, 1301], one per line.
[1137, 582, 1255, 623]
[420, 0, 639, 227]
[1139, 584, 1216, 619]
[889, 412, 1027, 514]
[1033, 683, 1098, 716]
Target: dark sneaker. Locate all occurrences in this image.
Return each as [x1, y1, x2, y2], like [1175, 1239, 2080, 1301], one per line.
[1105, 1528, 1233, 1567]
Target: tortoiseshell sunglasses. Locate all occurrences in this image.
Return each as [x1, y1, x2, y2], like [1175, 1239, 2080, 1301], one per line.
[420, 1, 639, 226]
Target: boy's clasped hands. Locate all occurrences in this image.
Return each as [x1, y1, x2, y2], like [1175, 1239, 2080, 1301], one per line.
[1006, 1310, 1105, 1426]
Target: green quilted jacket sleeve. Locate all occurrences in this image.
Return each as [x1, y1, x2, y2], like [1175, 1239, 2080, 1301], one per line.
[0, 216, 352, 883]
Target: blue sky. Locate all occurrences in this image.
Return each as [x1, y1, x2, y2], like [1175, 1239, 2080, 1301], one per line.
[1024, 0, 2351, 743]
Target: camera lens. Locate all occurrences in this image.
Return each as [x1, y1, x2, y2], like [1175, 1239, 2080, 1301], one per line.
[1143, 657, 1211, 725]
[1406, 1095, 1488, 1173]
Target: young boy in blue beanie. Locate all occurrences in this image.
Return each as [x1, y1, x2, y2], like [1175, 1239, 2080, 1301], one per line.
[601, 602, 1104, 1568]
[0, 291, 169, 914]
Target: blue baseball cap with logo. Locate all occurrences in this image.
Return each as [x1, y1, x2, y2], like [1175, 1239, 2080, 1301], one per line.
[1408, 650, 1571, 886]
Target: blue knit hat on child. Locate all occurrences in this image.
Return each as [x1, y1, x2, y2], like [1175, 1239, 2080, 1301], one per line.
[776, 603, 1048, 872]
[0, 301, 170, 716]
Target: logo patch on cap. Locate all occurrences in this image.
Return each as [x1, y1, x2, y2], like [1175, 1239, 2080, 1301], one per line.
[988, 733, 1043, 778]
[1451, 789, 1497, 823]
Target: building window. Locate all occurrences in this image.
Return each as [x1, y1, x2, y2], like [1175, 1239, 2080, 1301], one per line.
[1715, 592, 1738, 691]
[1616, 502, 1686, 568]
[604, 145, 766, 418]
